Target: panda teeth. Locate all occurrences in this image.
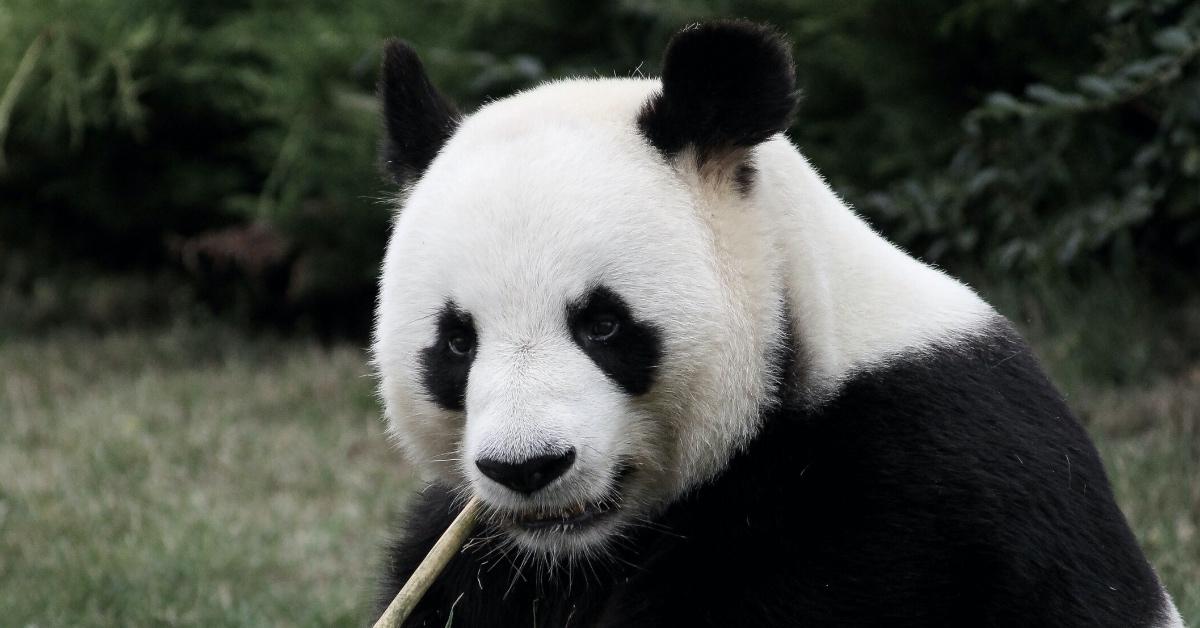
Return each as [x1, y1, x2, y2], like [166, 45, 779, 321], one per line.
[542, 503, 587, 521]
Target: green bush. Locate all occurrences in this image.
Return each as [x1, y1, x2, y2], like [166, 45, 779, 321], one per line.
[1, 0, 1196, 336]
[0, 0, 425, 334]
[859, 0, 1200, 277]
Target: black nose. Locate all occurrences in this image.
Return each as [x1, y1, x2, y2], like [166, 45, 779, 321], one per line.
[475, 448, 576, 494]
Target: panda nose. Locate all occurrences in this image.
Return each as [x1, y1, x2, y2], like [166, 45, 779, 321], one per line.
[475, 448, 576, 494]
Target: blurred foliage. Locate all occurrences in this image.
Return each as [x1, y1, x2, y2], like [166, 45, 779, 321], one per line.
[1, 0, 1197, 337]
[859, 0, 1200, 276]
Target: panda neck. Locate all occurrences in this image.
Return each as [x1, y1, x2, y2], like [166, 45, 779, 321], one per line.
[753, 137, 996, 401]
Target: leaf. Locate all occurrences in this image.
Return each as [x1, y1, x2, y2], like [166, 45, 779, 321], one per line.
[124, 18, 159, 52]
[1077, 75, 1117, 100]
[1107, 0, 1138, 21]
[1118, 57, 1174, 81]
[981, 92, 1030, 116]
[1133, 143, 1161, 168]
[1182, 148, 1200, 176]
[995, 240, 1027, 270]
[965, 168, 1001, 196]
[1057, 230, 1083, 264]
[1026, 84, 1087, 109]
[1152, 27, 1192, 54]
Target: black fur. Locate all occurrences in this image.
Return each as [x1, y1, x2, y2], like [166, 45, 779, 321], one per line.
[379, 40, 461, 186]
[566, 285, 663, 396]
[418, 303, 476, 411]
[638, 21, 798, 165]
[377, 325, 1168, 627]
[733, 161, 757, 196]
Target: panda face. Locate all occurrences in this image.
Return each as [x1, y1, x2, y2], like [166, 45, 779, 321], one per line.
[374, 23, 800, 557]
[374, 86, 784, 554]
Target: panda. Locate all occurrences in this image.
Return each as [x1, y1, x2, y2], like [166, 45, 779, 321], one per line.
[370, 20, 1183, 628]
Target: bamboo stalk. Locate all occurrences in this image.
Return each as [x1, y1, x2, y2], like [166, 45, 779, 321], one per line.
[373, 496, 482, 628]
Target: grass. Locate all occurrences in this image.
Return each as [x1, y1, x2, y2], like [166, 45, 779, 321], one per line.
[1085, 375, 1200, 623]
[0, 320, 1196, 625]
[0, 324, 411, 626]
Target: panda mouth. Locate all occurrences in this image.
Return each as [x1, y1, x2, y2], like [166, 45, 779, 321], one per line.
[513, 499, 620, 531]
[509, 465, 633, 532]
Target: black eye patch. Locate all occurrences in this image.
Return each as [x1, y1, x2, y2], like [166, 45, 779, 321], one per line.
[567, 286, 663, 396]
[419, 302, 476, 411]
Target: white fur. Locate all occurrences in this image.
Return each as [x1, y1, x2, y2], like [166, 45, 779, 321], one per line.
[373, 78, 994, 551]
[1158, 588, 1186, 628]
[751, 137, 997, 399]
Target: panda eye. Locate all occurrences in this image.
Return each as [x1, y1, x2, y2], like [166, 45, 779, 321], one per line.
[585, 315, 620, 343]
[446, 332, 475, 356]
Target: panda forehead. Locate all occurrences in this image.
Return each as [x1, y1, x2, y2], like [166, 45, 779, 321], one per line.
[404, 143, 684, 252]
[454, 77, 661, 139]
[397, 187, 698, 335]
[408, 77, 674, 206]
[394, 129, 707, 306]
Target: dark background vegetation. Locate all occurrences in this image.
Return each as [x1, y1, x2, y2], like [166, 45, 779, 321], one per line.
[1, 0, 1197, 625]
[3, 0, 1197, 350]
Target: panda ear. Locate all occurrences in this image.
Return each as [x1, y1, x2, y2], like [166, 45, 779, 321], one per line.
[378, 40, 461, 186]
[638, 21, 797, 169]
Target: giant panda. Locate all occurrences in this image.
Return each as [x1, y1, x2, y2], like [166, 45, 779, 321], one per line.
[370, 20, 1183, 628]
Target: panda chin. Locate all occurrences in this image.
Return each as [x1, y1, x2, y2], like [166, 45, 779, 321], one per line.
[503, 502, 626, 554]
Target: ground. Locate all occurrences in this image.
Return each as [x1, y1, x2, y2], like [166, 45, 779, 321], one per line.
[1, 323, 1196, 626]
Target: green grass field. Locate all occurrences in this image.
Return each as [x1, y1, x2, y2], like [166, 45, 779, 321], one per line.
[1, 323, 1196, 626]
[0, 326, 409, 626]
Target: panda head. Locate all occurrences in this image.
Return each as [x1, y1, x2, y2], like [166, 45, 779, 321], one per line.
[373, 21, 798, 557]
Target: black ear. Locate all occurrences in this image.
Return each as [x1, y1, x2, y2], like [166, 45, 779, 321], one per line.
[378, 40, 461, 186]
[638, 21, 797, 164]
